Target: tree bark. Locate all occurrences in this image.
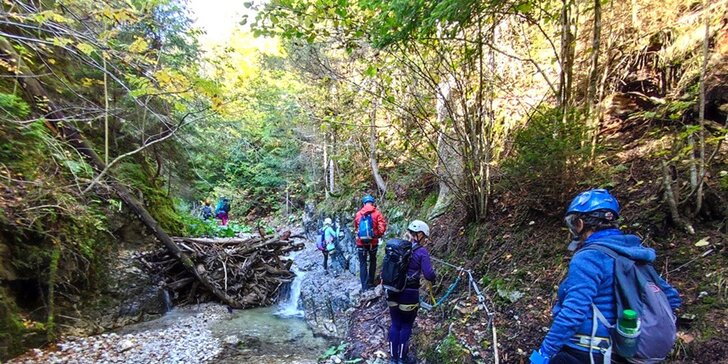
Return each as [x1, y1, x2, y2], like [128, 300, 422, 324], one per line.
[369, 88, 387, 194]
[430, 76, 462, 219]
[0, 38, 246, 308]
[587, 0, 602, 160]
[695, 0, 710, 216]
[558, 0, 576, 118]
[662, 161, 695, 235]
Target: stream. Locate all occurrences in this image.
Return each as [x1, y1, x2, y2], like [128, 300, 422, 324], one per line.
[213, 260, 332, 363]
[9, 238, 336, 364]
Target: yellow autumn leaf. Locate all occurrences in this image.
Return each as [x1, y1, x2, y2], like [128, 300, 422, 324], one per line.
[128, 37, 149, 53]
[76, 42, 95, 55]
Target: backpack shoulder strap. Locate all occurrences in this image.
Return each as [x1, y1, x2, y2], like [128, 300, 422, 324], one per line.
[579, 243, 620, 259]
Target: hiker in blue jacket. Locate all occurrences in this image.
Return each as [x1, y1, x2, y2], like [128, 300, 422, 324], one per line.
[386, 220, 436, 364]
[531, 189, 681, 364]
[321, 218, 337, 272]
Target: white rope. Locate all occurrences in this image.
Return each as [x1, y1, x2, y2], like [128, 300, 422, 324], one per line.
[429, 256, 499, 364]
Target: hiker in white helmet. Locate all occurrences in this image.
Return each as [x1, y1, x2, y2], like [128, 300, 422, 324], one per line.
[384, 219, 436, 364]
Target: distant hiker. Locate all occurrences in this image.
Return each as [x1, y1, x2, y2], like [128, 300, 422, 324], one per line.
[201, 199, 213, 220]
[215, 197, 231, 226]
[354, 194, 387, 290]
[316, 218, 337, 272]
[382, 220, 436, 364]
[530, 189, 681, 364]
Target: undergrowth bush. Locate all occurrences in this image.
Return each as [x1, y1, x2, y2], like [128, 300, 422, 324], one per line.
[501, 107, 592, 211]
[182, 213, 254, 237]
[115, 162, 185, 235]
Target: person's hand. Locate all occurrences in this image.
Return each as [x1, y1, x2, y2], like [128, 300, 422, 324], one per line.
[529, 349, 549, 364]
[423, 280, 433, 293]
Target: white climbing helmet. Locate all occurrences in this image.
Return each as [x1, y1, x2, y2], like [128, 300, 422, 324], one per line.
[323, 218, 333, 226]
[407, 220, 430, 237]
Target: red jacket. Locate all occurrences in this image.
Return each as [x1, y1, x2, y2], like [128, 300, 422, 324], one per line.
[354, 204, 387, 247]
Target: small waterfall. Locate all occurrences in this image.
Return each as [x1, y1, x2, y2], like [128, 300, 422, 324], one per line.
[275, 266, 305, 318]
[159, 288, 172, 314]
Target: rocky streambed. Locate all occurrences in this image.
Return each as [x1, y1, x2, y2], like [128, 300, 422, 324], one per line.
[8, 304, 226, 364]
[8, 222, 387, 364]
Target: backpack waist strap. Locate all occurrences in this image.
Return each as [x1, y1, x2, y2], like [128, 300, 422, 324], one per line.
[387, 301, 419, 312]
[570, 334, 611, 350]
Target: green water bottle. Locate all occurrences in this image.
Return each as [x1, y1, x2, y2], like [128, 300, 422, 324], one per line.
[616, 309, 640, 358]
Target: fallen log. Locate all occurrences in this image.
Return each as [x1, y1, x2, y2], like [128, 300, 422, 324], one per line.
[144, 232, 305, 308]
[172, 237, 264, 245]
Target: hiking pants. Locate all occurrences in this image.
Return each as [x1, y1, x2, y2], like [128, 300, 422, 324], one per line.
[387, 289, 419, 362]
[357, 246, 377, 289]
[322, 250, 329, 271]
[217, 212, 228, 226]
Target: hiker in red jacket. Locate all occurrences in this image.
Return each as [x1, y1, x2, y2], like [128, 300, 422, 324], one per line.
[354, 194, 387, 290]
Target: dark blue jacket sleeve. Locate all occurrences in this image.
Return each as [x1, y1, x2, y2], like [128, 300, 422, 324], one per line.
[539, 251, 605, 357]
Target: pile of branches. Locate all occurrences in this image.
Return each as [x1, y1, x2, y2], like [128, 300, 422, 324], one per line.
[141, 231, 304, 308]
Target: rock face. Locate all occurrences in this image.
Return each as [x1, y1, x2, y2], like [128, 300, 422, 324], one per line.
[296, 236, 360, 338]
[67, 248, 172, 336]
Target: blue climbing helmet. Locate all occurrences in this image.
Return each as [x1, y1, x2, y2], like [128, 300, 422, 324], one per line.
[362, 194, 375, 205]
[565, 188, 620, 217]
[565, 189, 620, 241]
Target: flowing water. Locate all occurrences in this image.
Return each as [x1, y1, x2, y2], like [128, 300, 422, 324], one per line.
[211, 250, 332, 363]
[211, 306, 331, 363]
[275, 266, 306, 318]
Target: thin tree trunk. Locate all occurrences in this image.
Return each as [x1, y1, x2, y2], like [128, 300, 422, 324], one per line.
[662, 162, 695, 235]
[329, 158, 335, 193]
[103, 56, 109, 166]
[323, 132, 329, 198]
[631, 0, 640, 30]
[559, 0, 576, 119]
[0, 38, 245, 308]
[588, 0, 602, 160]
[370, 89, 387, 194]
[695, 1, 710, 215]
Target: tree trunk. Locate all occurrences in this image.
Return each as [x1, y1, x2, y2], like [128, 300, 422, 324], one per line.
[323, 131, 329, 198]
[370, 88, 387, 194]
[587, 0, 602, 160]
[695, 0, 710, 216]
[430, 76, 463, 219]
[559, 0, 576, 118]
[329, 158, 335, 193]
[0, 38, 245, 308]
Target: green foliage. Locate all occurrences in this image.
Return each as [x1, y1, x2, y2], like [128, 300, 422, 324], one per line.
[424, 333, 470, 363]
[0, 286, 26, 359]
[319, 341, 348, 360]
[182, 214, 253, 238]
[0, 93, 30, 119]
[115, 162, 185, 235]
[501, 107, 592, 207]
[0, 120, 115, 357]
[719, 171, 728, 191]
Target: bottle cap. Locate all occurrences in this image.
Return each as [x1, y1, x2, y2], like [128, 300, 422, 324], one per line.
[623, 309, 637, 320]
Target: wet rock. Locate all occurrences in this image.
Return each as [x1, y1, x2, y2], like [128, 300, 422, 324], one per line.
[119, 339, 135, 352]
[223, 335, 240, 346]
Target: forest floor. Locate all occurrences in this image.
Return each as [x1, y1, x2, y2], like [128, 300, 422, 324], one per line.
[386, 112, 728, 363]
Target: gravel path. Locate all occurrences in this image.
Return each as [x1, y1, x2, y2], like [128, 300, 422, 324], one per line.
[8, 304, 227, 364]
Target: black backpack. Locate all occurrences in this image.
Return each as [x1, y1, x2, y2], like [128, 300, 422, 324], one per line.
[381, 239, 420, 292]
